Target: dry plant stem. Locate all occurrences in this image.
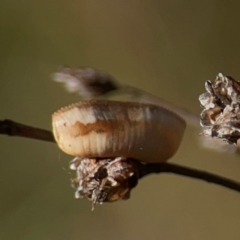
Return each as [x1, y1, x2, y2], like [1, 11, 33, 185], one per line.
[0, 119, 55, 142]
[1, 118, 240, 193]
[141, 163, 240, 193]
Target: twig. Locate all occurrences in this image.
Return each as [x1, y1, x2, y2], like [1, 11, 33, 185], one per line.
[1, 118, 240, 193]
[0, 119, 55, 142]
[140, 162, 240, 193]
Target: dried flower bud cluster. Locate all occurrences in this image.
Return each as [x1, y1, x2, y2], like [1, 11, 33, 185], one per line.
[52, 67, 118, 99]
[70, 157, 140, 210]
[199, 73, 240, 144]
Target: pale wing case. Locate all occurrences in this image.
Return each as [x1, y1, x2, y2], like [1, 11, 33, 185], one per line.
[52, 100, 186, 162]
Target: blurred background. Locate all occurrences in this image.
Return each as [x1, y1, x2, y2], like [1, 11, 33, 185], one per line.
[1, 1, 240, 240]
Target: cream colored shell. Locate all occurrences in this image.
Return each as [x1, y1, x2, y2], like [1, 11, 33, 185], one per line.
[52, 100, 186, 163]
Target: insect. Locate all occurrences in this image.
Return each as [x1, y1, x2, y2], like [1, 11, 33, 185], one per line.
[52, 100, 186, 209]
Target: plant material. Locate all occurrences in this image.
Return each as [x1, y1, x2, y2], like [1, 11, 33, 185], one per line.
[70, 157, 140, 210]
[199, 73, 240, 144]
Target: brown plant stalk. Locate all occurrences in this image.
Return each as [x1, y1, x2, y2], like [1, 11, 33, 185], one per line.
[1, 118, 240, 193]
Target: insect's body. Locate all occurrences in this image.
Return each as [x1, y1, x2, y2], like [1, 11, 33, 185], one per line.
[52, 100, 186, 163]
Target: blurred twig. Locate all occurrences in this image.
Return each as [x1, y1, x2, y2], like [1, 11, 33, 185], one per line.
[0, 119, 55, 142]
[140, 162, 240, 192]
[1, 118, 240, 193]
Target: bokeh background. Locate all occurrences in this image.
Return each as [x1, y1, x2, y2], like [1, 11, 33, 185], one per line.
[1, 1, 240, 240]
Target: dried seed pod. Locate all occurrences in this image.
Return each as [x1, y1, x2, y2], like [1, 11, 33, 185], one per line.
[199, 73, 240, 144]
[52, 100, 186, 163]
[70, 156, 141, 210]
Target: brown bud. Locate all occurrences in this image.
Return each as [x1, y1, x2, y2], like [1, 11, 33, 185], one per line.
[70, 157, 140, 210]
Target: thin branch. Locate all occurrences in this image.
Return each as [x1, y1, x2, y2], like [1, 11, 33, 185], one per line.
[1, 118, 240, 193]
[140, 162, 240, 193]
[0, 119, 55, 142]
